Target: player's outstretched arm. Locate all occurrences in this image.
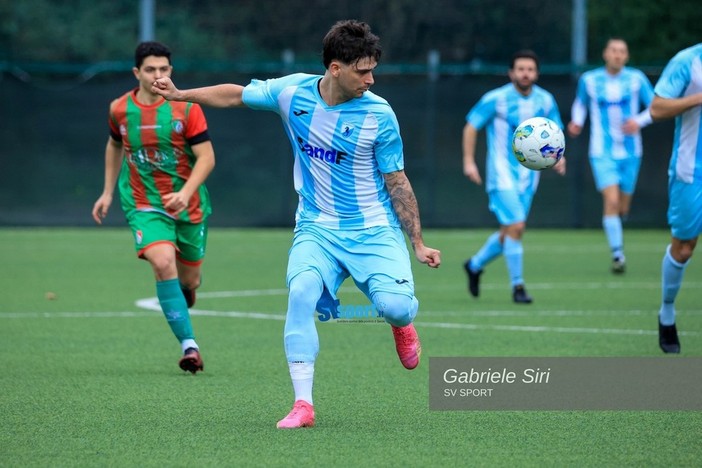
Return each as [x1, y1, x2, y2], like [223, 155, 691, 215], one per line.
[568, 97, 587, 137]
[650, 93, 702, 121]
[462, 124, 482, 185]
[384, 170, 441, 268]
[152, 77, 246, 108]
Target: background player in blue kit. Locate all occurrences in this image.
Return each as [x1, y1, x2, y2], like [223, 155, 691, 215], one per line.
[568, 38, 655, 274]
[650, 43, 702, 354]
[152, 20, 441, 428]
[462, 50, 565, 304]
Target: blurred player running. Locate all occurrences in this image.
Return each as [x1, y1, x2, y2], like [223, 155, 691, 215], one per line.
[650, 43, 702, 354]
[92, 41, 215, 373]
[568, 38, 655, 274]
[462, 50, 565, 304]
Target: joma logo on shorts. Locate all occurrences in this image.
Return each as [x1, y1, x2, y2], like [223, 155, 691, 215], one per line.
[296, 137, 347, 165]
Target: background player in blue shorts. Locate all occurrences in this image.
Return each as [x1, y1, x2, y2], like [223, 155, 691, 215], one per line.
[568, 38, 655, 274]
[152, 20, 441, 427]
[462, 50, 565, 304]
[650, 43, 702, 354]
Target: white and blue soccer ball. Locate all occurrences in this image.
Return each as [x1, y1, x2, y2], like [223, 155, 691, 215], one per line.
[511, 117, 565, 171]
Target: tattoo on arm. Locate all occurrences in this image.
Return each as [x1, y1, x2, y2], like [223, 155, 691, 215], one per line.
[385, 170, 423, 248]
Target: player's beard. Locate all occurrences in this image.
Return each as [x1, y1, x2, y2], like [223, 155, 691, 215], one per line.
[514, 78, 534, 94]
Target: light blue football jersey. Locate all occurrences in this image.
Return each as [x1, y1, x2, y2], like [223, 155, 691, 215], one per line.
[242, 73, 403, 229]
[571, 66, 654, 159]
[654, 43, 702, 184]
[467, 83, 563, 193]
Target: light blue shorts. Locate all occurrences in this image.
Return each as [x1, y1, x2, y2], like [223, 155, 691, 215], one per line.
[488, 189, 535, 226]
[286, 223, 415, 300]
[589, 156, 641, 194]
[668, 178, 702, 240]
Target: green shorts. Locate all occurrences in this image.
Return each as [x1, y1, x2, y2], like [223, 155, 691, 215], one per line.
[126, 210, 208, 264]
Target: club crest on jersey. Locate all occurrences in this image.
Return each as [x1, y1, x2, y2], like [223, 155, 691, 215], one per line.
[296, 136, 347, 165]
[120, 124, 127, 136]
[172, 120, 184, 134]
[341, 122, 355, 138]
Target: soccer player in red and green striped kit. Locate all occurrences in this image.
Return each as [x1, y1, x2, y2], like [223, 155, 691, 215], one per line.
[92, 41, 215, 373]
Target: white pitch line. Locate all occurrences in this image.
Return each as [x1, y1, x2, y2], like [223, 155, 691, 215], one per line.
[2, 288, 700, 338]
[416, 281, 702, 292]
[194, 310, 286, 320]
[195, 289, 289, 298]
[0, 311, 154, 319]
[185, 283, 702, 293]
[525, 244, 668, 253]
[133, 292, 700, 337]
[418, 320, 699, 336]
[136, 295, 287, 321]
[426, 309, 702, 318]
[1, 309, 698, 337]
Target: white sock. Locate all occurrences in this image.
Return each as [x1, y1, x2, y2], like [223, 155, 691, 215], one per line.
[659, 245, 688, 326]
[603, 215, 624, 259]
[289, 361, 314, 405]
[180, 339, 198, 353]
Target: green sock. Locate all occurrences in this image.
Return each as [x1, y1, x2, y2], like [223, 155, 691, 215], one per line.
[156, 278, 194, 343]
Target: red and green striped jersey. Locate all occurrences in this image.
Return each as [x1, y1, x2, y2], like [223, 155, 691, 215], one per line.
[108, 89, 212, 223]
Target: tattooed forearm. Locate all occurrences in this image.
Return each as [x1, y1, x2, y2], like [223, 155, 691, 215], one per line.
[385, 170, 423, 248]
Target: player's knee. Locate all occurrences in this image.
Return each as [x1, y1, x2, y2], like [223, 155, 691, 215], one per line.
[675, 243, 696, 263]
[179, 273, 201, 291]
[373, 292, 418, 327]
[284, 272, 321, 362]
[149, 257, 177, 279]
[503, 223, 525, 239]
[182, 279, 200, 291]
[288, 271, 323, 312]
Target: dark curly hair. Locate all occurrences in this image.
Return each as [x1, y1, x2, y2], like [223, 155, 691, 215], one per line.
[511, 49, 540, 71]
[134, 41, 171, 69]
[322, 20, 382, 69]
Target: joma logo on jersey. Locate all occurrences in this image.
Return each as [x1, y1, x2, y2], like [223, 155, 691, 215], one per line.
[296, 136, 347, 165]
[597, 97, 631, 107]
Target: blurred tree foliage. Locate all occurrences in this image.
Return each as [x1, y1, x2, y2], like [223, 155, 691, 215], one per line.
[587, 0, 701, 66]
[0, 0, 699, 68]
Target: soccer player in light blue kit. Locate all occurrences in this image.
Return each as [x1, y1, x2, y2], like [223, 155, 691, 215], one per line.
[152, 20, 441, 427]
[650, 43, 702, 354]
[462, 50, 565, 304]
[568, 38, 655, 274]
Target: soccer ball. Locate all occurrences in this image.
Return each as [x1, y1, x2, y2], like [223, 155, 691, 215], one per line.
[511, 117, 565, 171]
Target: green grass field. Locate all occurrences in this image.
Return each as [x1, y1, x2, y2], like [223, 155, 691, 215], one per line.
[2, 227, 701, 466]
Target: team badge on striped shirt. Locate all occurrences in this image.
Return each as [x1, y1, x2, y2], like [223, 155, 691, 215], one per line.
[341, 122, 355, 137]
